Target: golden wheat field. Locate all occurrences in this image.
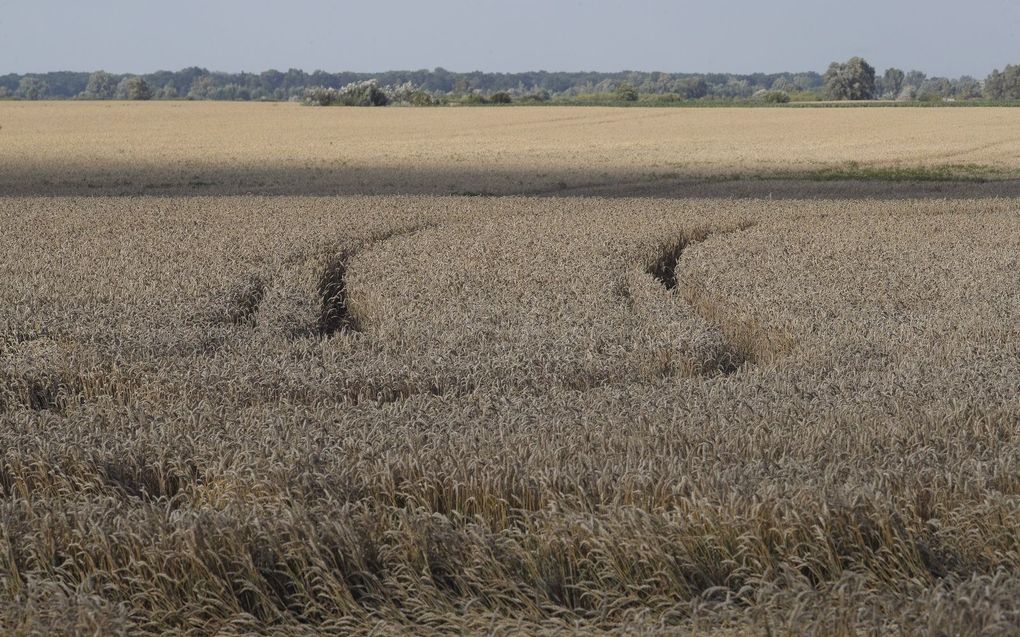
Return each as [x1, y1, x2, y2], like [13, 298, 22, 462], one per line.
[4, 102, 1020, 195]
[3, 104, 1020, 635]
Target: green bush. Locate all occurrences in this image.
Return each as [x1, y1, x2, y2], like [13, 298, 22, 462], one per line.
[615, 82, 638, 101]
[303, 86, 335, 106]
[755, 89, 791, 104]
[341, 80, 389, 106]
[518, 90, 551, 104]
[303, 80, 390, 107]
[410, 91, 435, 106]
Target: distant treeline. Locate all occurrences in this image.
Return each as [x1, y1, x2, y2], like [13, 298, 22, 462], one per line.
[0, 68, 824, 101]
[2, 61, 1020, 104]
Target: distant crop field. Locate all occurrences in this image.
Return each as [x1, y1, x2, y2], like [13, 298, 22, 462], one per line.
[2, 102, 1020, 195]
[2, 104, 1020, 635]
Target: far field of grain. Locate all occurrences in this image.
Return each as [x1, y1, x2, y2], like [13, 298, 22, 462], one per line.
[3, 102, 1020, 195]
[2, 104, 1020, 635]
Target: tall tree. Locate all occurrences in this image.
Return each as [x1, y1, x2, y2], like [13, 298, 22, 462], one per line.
[882, 68, 905, 98]
[15, 77, 48, 100]
[121, 77, 153, 100]
[918, 77, 952, 101]
[159, 80, 179, 99]
[904, 70, 927, 89]
[823, 57, 876, 100]
[984, 65, 1020, 100]
[954, 76, 982, 99]
[187, 75, 217, 100]
[83, 70, 118, 99]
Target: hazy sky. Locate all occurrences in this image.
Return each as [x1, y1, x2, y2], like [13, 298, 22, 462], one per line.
[2, 0, 1018, 77]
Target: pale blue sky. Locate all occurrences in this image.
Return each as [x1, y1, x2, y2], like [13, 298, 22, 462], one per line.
[1, 0, 1017, 76]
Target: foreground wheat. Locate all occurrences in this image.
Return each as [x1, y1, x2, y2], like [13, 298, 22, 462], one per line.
[2, 194, 1019, 635]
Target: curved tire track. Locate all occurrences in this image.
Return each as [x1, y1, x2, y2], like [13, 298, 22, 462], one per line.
[644, 220, 788, 375]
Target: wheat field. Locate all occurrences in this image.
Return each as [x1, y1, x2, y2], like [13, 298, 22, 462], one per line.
[2, 104, 1020, 635]
[3, 102, 1020, 195]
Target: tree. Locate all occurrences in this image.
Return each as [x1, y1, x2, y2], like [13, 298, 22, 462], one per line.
[410, 91, 435, 106]
[260, 69, 285, 93]
[459, 92, 488, 105]
[302, 80, 390, 107]
[792, 73, 821, 91]
[882, 68, 904, 98]
[904, 70, 927, 89]
[984, 69, 1004, 99]
[754, 89, 790, 103]
[117, 76, 152, 100]
[159, 80, 179, 100]
[823, 57, 876, 100]
[984, 65, 1020, 100]
[303, 86, 336, 106]
[339, 80, 389, 106]
[384, 82, 437, 106]
[771, 77, 796, 92]
[83, 70, 118, 99]
[917, 77, 952, 101]
[490, 91, 512, 104]
[188, 75, 217, 100]
[678, 76, 708, 99]
[954, 76, 982, 100]
[520, 90, 550, 103]
[282, 68, 307, 91]
[896, 85, 916, 102]
[174, 67, 210, 95]
[615, 82, 638, 101]
[15, 77, 48, 100]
